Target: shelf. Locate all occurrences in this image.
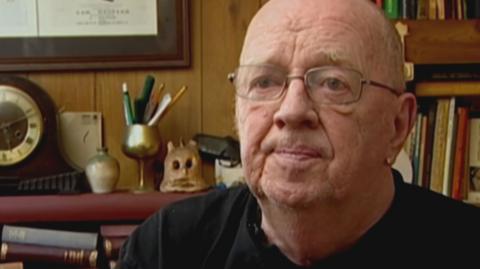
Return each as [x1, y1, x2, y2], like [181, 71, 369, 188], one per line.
[0, 191, 205, 224]
[415, 81, 480, 96]
[403, 20, 480, 64]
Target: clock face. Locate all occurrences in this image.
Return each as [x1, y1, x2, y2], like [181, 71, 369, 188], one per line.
[0, 85, 44, 166]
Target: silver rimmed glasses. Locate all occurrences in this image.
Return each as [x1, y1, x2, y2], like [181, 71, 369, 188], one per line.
[228, 65, 401, 104]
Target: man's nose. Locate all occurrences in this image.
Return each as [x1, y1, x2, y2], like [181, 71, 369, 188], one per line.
[273, 78, 320, 129]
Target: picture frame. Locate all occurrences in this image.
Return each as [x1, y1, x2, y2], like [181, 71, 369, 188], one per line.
[0, 0, 190, 72]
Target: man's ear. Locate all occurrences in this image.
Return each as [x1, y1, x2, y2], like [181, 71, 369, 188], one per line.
[390, 92, 417, 158]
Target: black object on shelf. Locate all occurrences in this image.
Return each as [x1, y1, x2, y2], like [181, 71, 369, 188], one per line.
[193, 134, 240, 165]
[0, 171, 89, 196]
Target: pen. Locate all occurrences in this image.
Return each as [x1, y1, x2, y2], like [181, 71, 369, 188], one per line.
[135, 75, 156, 122]
[122, 82, 135, 125]
[148, 85, 187, 126]
[147, 93, 172, 126]
[143, 83, 164, 123]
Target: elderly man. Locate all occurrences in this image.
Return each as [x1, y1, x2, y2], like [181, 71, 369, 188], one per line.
[118, 0, 480, 268]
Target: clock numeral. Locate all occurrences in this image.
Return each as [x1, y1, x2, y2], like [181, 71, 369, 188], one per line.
[25, 137, 34, 145]
[29, 123, 37, 129]
[2, 153, 6, 161]
[24, 108, 33, 114]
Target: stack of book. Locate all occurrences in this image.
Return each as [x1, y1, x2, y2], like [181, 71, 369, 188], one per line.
[0, 225, 99, 268]
[100, 224, 137, 269]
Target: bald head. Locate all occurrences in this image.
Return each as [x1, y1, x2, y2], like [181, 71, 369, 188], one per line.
[240, 0, 405, 90]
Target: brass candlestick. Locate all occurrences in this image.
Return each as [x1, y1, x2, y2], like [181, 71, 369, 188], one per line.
[121, 124, 161, 193]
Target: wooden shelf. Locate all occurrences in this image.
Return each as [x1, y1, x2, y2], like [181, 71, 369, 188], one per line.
[403, 20, 480, 64]
[415, 81, 480, 96]
[0, 191, 205, 224]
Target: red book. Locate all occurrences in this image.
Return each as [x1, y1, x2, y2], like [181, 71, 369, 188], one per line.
[452, 107, 469, 200]
[100, 224, 137, 238]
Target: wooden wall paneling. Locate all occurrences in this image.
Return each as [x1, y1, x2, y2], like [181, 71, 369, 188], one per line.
[27, 73, 95, 112]
[201, 0, 261, 137]
[201, 0, 261, 181]
[95, 0, 202, 190]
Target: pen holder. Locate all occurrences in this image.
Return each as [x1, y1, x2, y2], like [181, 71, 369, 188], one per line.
[121, 124, 161, 193]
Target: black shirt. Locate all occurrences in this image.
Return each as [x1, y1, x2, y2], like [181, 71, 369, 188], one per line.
[118, 170, 480, 268]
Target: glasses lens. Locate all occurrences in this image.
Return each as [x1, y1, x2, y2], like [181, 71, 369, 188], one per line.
[234, 66, 286, 100]
[306, 67, 362, 104]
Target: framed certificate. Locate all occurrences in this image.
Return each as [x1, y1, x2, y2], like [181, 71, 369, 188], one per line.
[0, 0, 190, 71]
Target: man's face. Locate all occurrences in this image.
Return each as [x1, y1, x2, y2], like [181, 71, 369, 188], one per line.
[236, 1, 400, 207]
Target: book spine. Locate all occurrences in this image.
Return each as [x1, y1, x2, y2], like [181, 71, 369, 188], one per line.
[417, 0, 428, 19]
[0, 243, 97, 268]
[442, 97, 456, 196]
[428, 0, 438, 19]
[0, 262, 23, 269]
[451, 107, 469, 200]
[100, 224, 138, 238]
[422, 102, 437, 189]
[1, 226, 97, 250]
[103, 237, 127, 260]
[437, 0, 446, 19]
[384, 0, 399, 18]
[430, 99, 450, 193]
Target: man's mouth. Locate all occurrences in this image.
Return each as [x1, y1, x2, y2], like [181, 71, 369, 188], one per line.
[273, 146, 322, 161]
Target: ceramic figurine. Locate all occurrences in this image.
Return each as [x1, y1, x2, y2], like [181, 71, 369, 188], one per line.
[160, 139, 211, 192]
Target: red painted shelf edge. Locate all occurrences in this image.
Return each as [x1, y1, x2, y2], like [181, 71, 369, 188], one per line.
[0, 191, 205, 224]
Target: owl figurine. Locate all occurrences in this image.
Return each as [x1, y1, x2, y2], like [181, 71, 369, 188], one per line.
[160, 139, 211, 192]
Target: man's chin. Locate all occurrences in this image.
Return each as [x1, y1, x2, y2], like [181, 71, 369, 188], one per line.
[258, 179, 327, 209]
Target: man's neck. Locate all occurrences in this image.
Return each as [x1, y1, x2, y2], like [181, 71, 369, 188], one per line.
[259, 170, 396, 266]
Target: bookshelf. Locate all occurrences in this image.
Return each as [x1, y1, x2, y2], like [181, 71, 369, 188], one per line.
[400, 19, 480, 203]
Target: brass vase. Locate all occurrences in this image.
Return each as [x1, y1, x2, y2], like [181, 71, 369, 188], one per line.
[121, 124, 161, 193]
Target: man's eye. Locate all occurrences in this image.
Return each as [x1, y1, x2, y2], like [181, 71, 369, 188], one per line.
[251, 76, 281, 89]
[323, 78, 348, 91]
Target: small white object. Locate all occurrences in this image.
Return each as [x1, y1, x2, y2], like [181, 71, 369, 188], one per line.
[215, 159, 244, 187]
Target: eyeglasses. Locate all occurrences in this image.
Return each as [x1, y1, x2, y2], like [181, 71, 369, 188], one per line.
[227, 65, 401, 105]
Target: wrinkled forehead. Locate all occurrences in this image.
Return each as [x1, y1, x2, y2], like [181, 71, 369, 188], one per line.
[240, 0, 376, 72]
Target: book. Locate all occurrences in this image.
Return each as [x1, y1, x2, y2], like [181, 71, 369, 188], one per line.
[0, 262, 22, 269]
[421, 101, 437, 189]
[1, 225, 97, 251]
[0, 243, 97, 268]
[468, 116, 480, 193]
[430, 98, 450, 194]
[99, 224, 137, 238]
[384, 0, 399, 18]
[442, 97, 457, 196]
[451, 106, 469, 200]
[103, 237, 127, 260]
